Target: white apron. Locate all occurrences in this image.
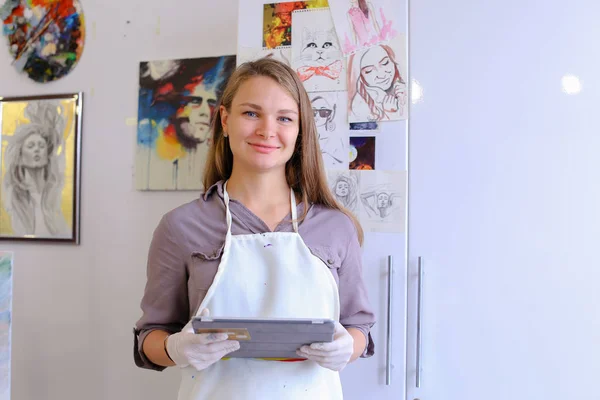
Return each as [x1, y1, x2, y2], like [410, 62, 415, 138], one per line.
[177, 182, 343, 400]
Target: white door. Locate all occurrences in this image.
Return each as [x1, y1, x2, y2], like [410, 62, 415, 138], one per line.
[407, 1, 600, 399]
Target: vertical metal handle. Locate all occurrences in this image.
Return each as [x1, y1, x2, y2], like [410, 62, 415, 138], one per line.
[416, 257, 424, 387]
[386, 255, 394, 385]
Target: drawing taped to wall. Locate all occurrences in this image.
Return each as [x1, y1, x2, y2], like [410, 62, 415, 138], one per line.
[310, 91, 348, 168]
[347, 34, 407, 122]
[327, 0, 398, 55]
[0, 93, 82, 243]
[349, 136, 375, 170]
[327, 170, 360, 217]
[292, 8, 346, 92]
[327, 170, 406, 232]
[236, 47, 291, 67]
[358, 170, 406, 233]
[262, 1, 329, 49]
[136, 55, 236, 190]
[0, 252, 13, 400]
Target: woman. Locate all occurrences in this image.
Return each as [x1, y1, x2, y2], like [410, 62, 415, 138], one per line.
[2, 101, 69, 237]
[134, 58, 375, 399]
[349, 44, 407, 122]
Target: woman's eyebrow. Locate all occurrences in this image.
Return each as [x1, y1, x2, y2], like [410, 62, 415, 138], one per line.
[239, 102, 297, 115]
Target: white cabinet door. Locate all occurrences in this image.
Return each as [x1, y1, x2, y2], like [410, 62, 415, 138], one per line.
[407, 1, 600, 399]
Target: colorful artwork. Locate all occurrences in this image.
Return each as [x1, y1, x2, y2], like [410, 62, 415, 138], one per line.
[310, 91, 348, 168]
[347, 34, 408, 122]
[0, 93, 82, 242]
[0, 252, 13, 400]
[349, 136, 375, 170]
[236, 47, 291, 67]
[1, 0, 86, 83]
[136, 56, 236, 191]
[262, 0, 328, 49]
[328, 0, 398, 55]
[349, 121, 378, 131]
[291, 8, 346, 92]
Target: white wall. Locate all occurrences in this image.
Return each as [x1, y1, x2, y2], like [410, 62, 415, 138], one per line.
[0, 1, 238, 398]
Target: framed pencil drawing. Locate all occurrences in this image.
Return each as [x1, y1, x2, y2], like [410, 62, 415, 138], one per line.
[0, 93, 82, 243]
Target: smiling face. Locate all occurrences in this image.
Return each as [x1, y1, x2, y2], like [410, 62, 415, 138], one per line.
[220, 76, 300, 174]
[21, 132, 49, 169]
[360, 46, 395, 91]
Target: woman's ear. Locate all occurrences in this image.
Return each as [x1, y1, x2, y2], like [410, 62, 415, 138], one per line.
[220, 105, 229, 134]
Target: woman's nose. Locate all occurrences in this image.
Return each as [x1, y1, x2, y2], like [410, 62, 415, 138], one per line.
[256, 118, 275, 139]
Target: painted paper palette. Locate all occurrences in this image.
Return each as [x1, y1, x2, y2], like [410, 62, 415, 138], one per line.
[0, 0, 85, 83]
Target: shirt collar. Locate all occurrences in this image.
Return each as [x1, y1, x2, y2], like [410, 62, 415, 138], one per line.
[202, 180, 225, 201]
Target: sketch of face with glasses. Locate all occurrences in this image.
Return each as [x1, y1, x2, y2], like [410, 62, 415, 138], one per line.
[311, 96, 336, 133]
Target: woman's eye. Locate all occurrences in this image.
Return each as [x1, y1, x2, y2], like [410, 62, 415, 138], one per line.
[244, 111, 258, 117]
[278, 116, 292, 122]
[382, 60, 390, 66]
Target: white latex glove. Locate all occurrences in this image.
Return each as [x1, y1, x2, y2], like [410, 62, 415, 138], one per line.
[296, 321, 354, 372]
[166, 309, 240, 371]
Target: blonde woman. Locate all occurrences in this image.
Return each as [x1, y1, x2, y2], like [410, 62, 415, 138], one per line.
[134, 58, 375, 399]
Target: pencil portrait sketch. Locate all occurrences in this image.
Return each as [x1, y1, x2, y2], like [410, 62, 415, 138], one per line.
[327, 171, 360, 216]
[358, 170, 406, 233]
[311, 92, 348, 168]
[0, 93, 82, 242]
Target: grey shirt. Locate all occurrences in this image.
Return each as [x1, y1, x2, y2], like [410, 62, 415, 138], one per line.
[134, 181, 376, 370]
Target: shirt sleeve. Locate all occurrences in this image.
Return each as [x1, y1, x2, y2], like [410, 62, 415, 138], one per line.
[133, 214, 190, 371]
[338, 226, 376, 358]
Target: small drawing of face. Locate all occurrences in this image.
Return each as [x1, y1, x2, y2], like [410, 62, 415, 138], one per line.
[179, 85, 217, 142]
[21, 132, 49, 169]
[335, 180, 350, 197]
[360, 46, 395, 91]
[311, 97, 332, 130]
[377, 193, 390, 209]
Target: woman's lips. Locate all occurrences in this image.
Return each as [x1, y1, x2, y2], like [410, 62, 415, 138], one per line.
[249, 143, 279, 154]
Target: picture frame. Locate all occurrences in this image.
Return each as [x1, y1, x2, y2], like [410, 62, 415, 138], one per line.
[0, 93, 83, 243]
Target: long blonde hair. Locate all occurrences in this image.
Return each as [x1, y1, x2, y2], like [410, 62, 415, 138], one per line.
[202, 58, 363, 244]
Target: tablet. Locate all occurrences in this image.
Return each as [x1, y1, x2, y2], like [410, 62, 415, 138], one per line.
[191, 317, 335, 359]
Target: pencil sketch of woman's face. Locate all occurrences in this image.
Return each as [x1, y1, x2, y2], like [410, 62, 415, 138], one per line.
[21, 133, 48, 169]
[335, 180, 350, 197]
[377, 192, 390, 209]
[360, 46, 395, 91]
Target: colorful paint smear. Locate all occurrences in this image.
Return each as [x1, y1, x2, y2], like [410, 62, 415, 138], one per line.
[263, 0, 329, 49]
[327, 0, 398, 55]
[1, 0, 86, 83]
[349, 136, 375, 170]
[0, 252, 13, 400]
[136, 56, 236, 191]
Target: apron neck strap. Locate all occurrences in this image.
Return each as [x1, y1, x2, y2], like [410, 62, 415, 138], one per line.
[223, 181, 299, 233]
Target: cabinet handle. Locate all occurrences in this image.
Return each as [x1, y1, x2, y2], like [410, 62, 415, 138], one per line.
[416, 257, 424, 388]
[386, 255, 394, 385]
